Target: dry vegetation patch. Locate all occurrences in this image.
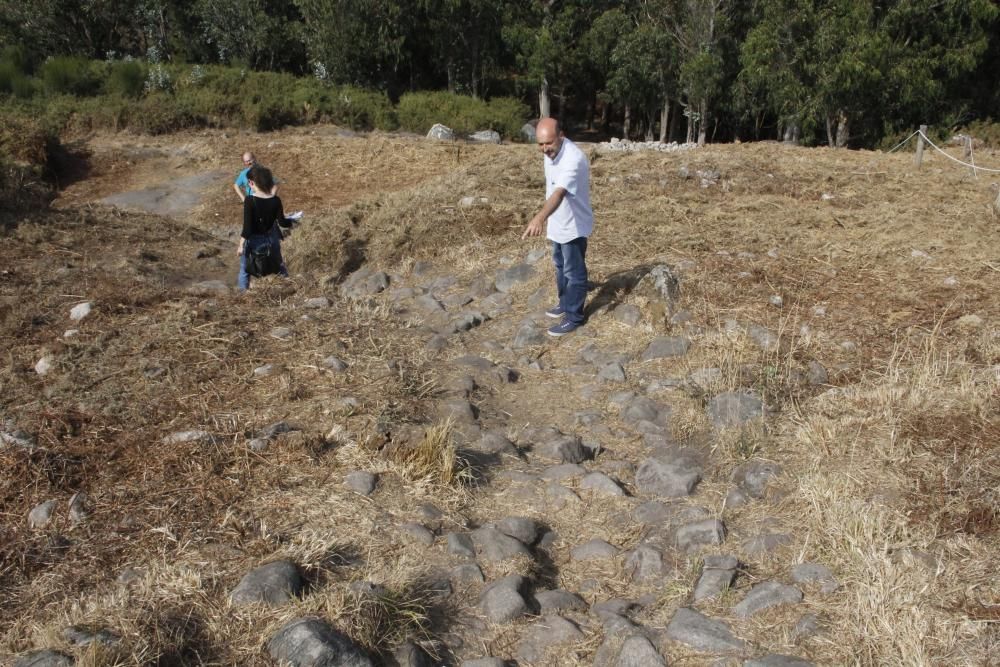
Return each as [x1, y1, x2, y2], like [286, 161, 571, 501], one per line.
[2, 128, 998, 664]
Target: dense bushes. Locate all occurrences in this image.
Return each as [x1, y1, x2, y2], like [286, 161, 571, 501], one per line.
[397, 91, 529, 138]
[0, 56, 528, 139]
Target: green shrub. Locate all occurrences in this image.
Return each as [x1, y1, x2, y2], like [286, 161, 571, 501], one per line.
[126, 94, 200, 135]
[40, 56, 100, 95]
[397, 91, 527, 138]
[0, 45, 33, 74]
[106, 60, 146, 98]
[0, 62, 35, 98]
[959, 119, 1000, 148]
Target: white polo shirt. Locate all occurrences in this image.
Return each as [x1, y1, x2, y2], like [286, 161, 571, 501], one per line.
[544, 138, 593, 243]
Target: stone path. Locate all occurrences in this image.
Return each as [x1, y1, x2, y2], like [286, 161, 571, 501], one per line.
[13, 246, 838, 666]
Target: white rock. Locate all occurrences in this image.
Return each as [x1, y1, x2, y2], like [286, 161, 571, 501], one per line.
[162, 430, 213, 445]
[70, 302, 92, 321]
[769, 295, 784, 307]
[813, 306, 827, 317]
[910, 249, 932, 260]
[943, 276, 959, 287]
[821, 193, 835, 200]
[64, 329, 79, 338]
[35, 356, 53, 375]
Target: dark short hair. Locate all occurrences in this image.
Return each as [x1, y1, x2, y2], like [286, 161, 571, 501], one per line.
[248, 164, 274, 193]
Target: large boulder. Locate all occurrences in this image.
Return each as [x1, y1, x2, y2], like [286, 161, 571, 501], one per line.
[427, 124, 455, 140]
[268, 617, 374, 667]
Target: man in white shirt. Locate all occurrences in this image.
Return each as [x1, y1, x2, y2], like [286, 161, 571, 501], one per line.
[522, 117, 593, 336]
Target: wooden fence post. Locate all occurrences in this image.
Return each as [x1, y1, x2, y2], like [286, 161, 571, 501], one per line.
[914, 124, 927, 167]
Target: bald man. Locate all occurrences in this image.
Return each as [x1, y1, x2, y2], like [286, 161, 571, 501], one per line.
[522, 118, 593, 336]
[234, 151, 279, 201]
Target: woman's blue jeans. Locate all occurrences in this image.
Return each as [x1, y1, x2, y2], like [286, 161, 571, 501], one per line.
[552, 237, 588, 324]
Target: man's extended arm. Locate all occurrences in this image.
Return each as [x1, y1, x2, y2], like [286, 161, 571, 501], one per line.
[234, 182, 246, 202]
[522, 187, 567, 239]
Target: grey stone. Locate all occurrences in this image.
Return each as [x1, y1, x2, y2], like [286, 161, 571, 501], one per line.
[598, 362, 627, 383]
[515, 615, 584, 664]
[538, 433, 587, 464]
[570, 538, 618, 561]
[69, 302, 92, 321]
[744, 656, 814, 667]
[258, 421, 299, 439]
[635, 458, 701, 497]
[725, 487, 750, 509]
[451, 563, 485, 584]
[480, 575, 529, 622]
[479, 292, 513, 318]
[447, 532, 476, 559]
[613, 304, 642, 327]
[640, 336, 691, 361]
[63, 626, 121, 647]
[732, 461, 782, 499]
[707, 391, 763, 429]
[254, 363, 276, 377]
[541, 463, 587, 481]
[513, 324, 545, 348]
[615, 635, 667, 667]
[469, 129, 501, 144]
[792, 562, 839, 593]
[581, 472, 625, 497]
[1, 419, 37, 450]
[28, 500, 57, 529]
[665, 608, 745, 654]
[427, 124, 455, 140]
[345, 471, 377, 495]
[746, 324, 780, 352]
[13, 650, 74, 667]
[526, 247, 548, 264]
[521, 123, 537, 142]
[34, 355, 53, 375]
[270, 326, 293, 340]
[694, 566, 738, 601]
[268, 617, 374, 667]
[425, 334, 449, 352]
[67, 492, 88, 524]
[304, 297, 330, 309]
[473, 431, 518, 457]
[792, 613, 822, 642]
[439, 399, 477, 423]
[413, 294, 445, 314]
[459, 197, 488, 209]
[470, 525, 532, 562]
[340, 268, 390, 298]
[393, 641, 434, 667]
[455, 355, 494, 371]
[675, 519, 726, 552]
[733, 581, 803, 618]
[687, 367, 723, 391]
[624, 545, 665, 582]
[535, 589, 588, 614]
[398, 522, 435, 546]
[636, 264, 681, 304]
[621, 396, 668, 426]
[230, 560, 303, 606]
[544, 482, 582, 508]
[495, 263, 536, 292]
[633, 501, 675, 525]
[742, 533, 793, 555]
[323, 356, 348, 371]
[496, 517, 538, 545]
[704, 555, 739, 570]
[806, 361, 828, 385]
[161, 430, 213, 445]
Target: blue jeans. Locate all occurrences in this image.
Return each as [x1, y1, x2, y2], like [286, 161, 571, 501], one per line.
[237, 232, 288, 291]
[552, 237, 588, 324]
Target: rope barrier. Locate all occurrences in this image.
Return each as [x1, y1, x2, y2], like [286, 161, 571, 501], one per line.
[916, 130, 1000, 174]
[886, 130, 920, 153]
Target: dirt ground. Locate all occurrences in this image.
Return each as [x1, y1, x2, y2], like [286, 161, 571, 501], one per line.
[1, 127, 998, 666]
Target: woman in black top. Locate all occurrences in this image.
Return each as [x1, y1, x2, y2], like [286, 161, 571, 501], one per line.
[237, 165, 288, 290]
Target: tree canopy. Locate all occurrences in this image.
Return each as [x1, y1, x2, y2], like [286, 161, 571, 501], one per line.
[1, 0, 996, 146]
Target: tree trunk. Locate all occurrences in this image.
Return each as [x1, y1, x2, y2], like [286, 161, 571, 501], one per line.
[600, 102, 610, 131]
[825, 114, 835, 148]
[645, 109, 655, 141]
[669, 102, 680, 142]
[782, 121, 800, 144]
[623, 104, 631, 140]
[835, 110, 849, 148]
[659, 96, 670, 143]
[539, 76, 551, 118]
[697, 98, 707, 147]
[447, 61, 456, 94]
[685, 104, 694, 144]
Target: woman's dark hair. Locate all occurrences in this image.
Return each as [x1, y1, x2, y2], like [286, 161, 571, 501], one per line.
[248, 165, 275, 193]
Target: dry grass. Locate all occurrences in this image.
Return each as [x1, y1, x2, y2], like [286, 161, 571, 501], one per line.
[2, 128, 998, 664]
